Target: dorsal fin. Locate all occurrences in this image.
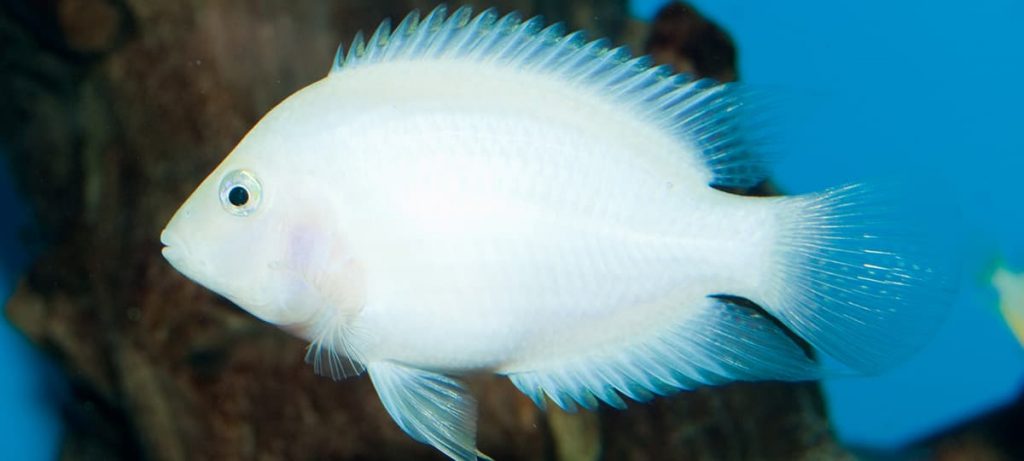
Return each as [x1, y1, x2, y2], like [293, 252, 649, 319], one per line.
[330, 6, 767, 189]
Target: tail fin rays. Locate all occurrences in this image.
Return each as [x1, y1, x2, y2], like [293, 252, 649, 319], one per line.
[760, 184, 954, 374]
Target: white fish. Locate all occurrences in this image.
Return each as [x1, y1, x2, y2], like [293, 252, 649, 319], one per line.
[160, 7, 951, 460]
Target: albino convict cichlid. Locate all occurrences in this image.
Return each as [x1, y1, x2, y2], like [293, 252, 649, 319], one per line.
[160, 6, 952, 460]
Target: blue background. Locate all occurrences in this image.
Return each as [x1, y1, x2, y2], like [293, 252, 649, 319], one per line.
[2, 0, 1023, 457]
[631, 0, 1024, 449]
[0, 146, 62, 461]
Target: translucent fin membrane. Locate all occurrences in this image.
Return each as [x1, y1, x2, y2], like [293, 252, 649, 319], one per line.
[762, 184, 956, 374]
[508, 297, 819, 412]
[303, 313, 365, 380]
[368, 362, 479, 461]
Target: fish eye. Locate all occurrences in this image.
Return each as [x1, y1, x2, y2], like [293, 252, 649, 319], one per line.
[219, 170, 262, 216]
[228, 186, 249, 206]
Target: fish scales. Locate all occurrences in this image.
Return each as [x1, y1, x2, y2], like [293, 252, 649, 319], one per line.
[160, 6, 953, 460]
[318, 64, 770, 371]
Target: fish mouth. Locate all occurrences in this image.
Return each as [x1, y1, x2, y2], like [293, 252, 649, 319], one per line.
[160, 229, 186, 265]
[160, 228, 210, 283]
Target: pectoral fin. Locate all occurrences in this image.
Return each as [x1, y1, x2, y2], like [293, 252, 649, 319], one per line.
[367, 361, 481, 461]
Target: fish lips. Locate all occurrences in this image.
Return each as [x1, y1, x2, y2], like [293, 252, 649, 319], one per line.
[160, 228, 200, 276]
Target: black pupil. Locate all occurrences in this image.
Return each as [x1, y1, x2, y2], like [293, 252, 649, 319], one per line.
[228, 186, 249, 207]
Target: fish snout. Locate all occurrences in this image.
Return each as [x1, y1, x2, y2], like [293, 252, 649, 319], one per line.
[160, 210, 221, 287]
[160, 228, 212, 284]
[160, 228, 190, 268]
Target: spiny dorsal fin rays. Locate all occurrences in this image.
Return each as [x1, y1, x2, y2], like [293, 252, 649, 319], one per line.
[380, 10, 417, 62]
[550, 38, 611, 76]
[518, 27, 584, 71]
[486, 12, 530, 61]
[329, 5, 768, 189]
[506, 14, 549, 59]
[343, 30, 365, 66]
[611, 64, 673, 101]
[444, 8, 498, 59]
[465, 11, 518, 61]
[421, 7, 470, 58]
[399, 8, 443, 59]
[332, 42, 345, 70]
[365, 19, 391, 62]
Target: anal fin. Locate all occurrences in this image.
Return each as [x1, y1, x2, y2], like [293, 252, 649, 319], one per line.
[508, 297, 819, 412]
[367, 361, 481, 461]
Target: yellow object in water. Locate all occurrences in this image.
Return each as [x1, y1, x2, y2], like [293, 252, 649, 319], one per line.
[993, 266, 1024, 345]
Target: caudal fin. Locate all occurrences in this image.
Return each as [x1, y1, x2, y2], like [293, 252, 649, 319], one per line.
[759, 184, 955, 374]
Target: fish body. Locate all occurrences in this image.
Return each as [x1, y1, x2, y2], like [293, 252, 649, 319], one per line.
[286, 62, 771, 373]
[160, 7, 950, 460]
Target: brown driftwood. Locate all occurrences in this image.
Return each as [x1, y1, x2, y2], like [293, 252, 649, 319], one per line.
[1, 1, 848, 459]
